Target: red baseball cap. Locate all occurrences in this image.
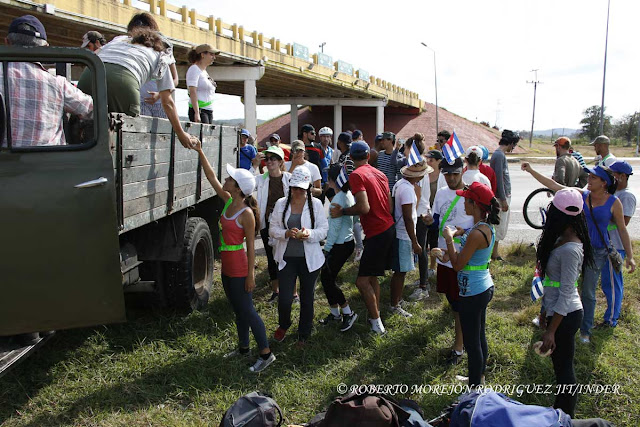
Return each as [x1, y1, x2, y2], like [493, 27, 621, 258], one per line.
[456, 181, 494, 206]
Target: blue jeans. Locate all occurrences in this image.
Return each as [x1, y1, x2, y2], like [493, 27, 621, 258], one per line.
[601, 250, 625, 326]
[222, 275, 269, 351]
[580, 247, 608, 336]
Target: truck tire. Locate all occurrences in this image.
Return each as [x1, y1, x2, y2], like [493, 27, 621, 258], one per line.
[166, 217, 214, 312]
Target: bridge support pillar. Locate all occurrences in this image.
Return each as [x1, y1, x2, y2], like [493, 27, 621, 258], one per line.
[244, 80, 257, 137]
[333, 105, 342, 149]
[376, 105, 384, 135]
[290, 104, 298, 143]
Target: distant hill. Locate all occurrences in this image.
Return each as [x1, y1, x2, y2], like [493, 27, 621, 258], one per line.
[178, 117, 268, 127]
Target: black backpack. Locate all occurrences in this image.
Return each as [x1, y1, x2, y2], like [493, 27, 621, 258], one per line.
[220, 392, 283, 427]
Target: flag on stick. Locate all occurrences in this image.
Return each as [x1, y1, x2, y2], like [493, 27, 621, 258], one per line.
[530, 263, 544, 302]
[407, 141, 423, 166]
[336, 163, 349, 188]
[443, 131, 465, 164]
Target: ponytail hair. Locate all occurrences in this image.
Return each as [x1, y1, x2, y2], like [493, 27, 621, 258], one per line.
[281, 187, 315, 230]
[601, 167, 617, 194]
[243, 193, 260, 234]
[480, 197, 501, 225]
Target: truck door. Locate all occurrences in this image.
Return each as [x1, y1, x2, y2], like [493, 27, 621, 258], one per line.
[0, 47, 125, 335]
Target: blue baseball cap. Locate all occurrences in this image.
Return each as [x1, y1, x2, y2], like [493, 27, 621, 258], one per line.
[374, 134, 383, 143]
[240, 129, 251, 137]
[609, 161, 633, 176]
[9, 15, 47, 40]
[350, 140, 370, 157]
[583, 165, 613, 186]
[478, 145, 489, 161]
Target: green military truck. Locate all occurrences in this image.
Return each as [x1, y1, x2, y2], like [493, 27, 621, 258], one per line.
[0, 47, 238, 376]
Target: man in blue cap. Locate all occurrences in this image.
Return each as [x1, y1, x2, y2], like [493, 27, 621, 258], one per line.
[239, 129, 257, 170]
[599, 161, 635, 328]
[1, 15, 94, 148]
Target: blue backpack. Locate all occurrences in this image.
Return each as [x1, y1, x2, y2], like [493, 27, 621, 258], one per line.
[450, 391, 572, 427]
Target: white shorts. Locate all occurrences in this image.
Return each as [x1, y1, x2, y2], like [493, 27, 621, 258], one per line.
[495, 196, 511, 241]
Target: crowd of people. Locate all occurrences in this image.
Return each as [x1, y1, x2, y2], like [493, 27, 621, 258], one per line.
[3, 13, 637, 417]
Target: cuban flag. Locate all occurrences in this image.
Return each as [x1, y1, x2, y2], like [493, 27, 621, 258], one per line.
[443, 131, 464, 164]
[530, 264, 544, 302]
[407, 141, 423, 166]
[336, 164, 349, 188]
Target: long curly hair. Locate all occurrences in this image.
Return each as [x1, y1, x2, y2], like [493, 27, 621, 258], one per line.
[536, 204, 595, 278]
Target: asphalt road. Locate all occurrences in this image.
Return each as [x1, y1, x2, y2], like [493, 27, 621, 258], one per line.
[255, 161, 640, 254]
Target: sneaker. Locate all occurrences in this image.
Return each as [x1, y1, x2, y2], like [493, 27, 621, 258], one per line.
[273, 327, 287, 343]
[408, 287, 429, 301]
[406, 280, 421, 289]
[354, 247, 363, 262]
[446, 349, 463, 365]
[389, 304, 412, 318]
[455, 375, 469, 383]
[267, 292, 279, 304]
[340, 312, 358, 332]
[370, 320, 387, 336]
[292, 295, 300, 305]
[398, 299, 411, 308]
[223, 348, 250, 359]
[579, 334, 590, 344]
[319, 313, 342, 325]
[531, 316, 540, 327]
[249, 353, 276, 373]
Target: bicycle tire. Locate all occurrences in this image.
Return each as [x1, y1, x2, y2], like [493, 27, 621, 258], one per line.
[523, 187, 555, 229]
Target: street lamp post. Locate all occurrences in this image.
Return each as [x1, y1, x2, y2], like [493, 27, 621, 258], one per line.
[319, 42, 326, 53]
[599, 0, 611, 135]
[420, 42, 439, 135]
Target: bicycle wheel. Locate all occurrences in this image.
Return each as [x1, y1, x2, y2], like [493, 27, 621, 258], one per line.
[523, 188, 555, 229]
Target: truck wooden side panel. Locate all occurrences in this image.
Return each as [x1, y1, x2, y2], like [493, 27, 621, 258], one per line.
[110, 115, 236, 234]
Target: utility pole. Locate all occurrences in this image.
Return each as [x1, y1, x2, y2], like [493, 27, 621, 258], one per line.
[599, 0, 611, 135]
[420, 43, 439, 134]
[527, 69, 541, 148]
[319, 42, 326, 53]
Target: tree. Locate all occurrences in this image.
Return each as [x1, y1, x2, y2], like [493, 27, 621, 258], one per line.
[579, 105, 611, 140]
[613, 113, 638, 145]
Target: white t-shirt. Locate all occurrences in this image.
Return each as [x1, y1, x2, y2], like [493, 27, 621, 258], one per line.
[98, 36, 174, 91]
[186, 64, 216, 111]
[432, 187, 474, 268]
[437, 172, 447, 191]
[595, 153, 617, 167]
[416, 173, 432, 217]
[463, 169, 491, 187]
[285, 161, 322, 184]
[392, 179, 418, 241]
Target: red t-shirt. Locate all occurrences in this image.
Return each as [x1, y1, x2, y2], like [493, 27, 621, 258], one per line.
[349, 164, 394, 238]
[479, 163, 497, 195]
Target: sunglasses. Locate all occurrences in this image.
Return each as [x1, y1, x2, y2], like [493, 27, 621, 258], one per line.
[308, 131, 316, 135]
[265, 156, 280, 161]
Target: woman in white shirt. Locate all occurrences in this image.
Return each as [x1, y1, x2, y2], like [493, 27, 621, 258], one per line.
[186, 44, 217, 124]
[269, 166, 328, 346]
[463, 146, 491, 187]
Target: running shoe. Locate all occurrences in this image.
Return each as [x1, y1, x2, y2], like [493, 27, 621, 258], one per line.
[579, 334, 591, 344]
[340, 312, 358, 332]
[249, 353, 276, 373]
[408, 287, 429, 301]
[267, 292, 279, 304]
[273, 327, 287, 342]
[370, 320, 387, 336]
[446, 349, 463, 365]
[354, 247, 363, 262]
[389, 305, 412, 318]
[406, 280, 421, 289]
[319, 313, 342, 325]
[223, 348, 250, 359]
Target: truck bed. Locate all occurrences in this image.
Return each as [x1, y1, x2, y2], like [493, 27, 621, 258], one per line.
[110, 115, 238, 233]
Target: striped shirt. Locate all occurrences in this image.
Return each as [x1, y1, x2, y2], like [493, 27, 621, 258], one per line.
[377, 150, 400, 191]
[571, 150, 586, 168]
[0, 62, 93, 148]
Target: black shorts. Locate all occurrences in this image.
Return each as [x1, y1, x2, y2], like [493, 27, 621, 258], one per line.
[427, 226, 439, 250]
[358, 225, 395, 277]
[436, 264, 460, 311]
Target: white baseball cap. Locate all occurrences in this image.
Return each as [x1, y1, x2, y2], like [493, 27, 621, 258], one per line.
[465, 145, 483, 158]
[289, 165, 312, 190]
[226, 164, 256, 196]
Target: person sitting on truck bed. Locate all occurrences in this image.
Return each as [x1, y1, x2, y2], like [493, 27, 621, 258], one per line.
[77, 27, 197, 149]
[1, 15, 94, 148]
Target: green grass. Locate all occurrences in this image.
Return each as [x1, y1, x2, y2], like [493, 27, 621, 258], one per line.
[1, 243, 639, 426]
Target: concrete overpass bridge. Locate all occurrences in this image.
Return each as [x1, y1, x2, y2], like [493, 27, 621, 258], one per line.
[0, 0, 424, 141]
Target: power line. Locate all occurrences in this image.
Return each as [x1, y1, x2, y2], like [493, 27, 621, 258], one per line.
[527, 69, 542, 148]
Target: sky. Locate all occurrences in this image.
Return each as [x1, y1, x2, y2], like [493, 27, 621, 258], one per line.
[174, 0, 640, 132]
